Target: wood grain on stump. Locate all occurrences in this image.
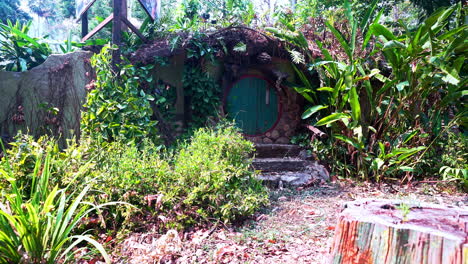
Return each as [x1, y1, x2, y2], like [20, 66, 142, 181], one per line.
[330, 199, 468, 264]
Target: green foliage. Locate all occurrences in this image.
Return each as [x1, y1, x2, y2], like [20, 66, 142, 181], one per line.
[0, 20, 52, 72]
[81, 45, 158, 144]
[0, 0, 30, 24]
[182, 34, 221, 128]
[168, 124, 268, 227]
[2, 123, 266, 231]
[0, 147, 111, 264]
[73, 124, 266, 229]
[436, 130, 467, 189]
[280, 1, 467, 184]
[183, 66, 221, 128]
[0, 134, 58, 193]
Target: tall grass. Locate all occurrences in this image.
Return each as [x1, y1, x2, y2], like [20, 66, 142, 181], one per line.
[0, 149, 111, 264]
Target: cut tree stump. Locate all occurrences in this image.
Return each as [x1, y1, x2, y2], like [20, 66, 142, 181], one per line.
[330, 199, 468, 264]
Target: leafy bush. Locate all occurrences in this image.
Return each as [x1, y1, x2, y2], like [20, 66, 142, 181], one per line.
[0, 19, 51, 72]
[274, 1, 466, 184]
[2, 123, 267, 231]
[0, 149, 111, 264]
[166, 124, 268, 228]
[0, 134, 59, 194]
[81, 45, 159, 144]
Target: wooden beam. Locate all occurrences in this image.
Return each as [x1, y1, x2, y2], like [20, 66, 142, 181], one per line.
[112, 0, 123, 66]
[81, 14, 114, 42]
[121, 17, 147, 43]
[75, 0, 97, 22]
[81, 11, 88, 39]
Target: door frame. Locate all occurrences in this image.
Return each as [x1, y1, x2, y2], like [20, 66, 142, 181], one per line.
[223, 74, 283, 137]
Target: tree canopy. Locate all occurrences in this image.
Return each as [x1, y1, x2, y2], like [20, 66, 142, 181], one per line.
[0, 0, 30, 23]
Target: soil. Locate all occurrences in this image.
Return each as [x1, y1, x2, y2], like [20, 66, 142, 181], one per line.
[111, 181, 467, 264]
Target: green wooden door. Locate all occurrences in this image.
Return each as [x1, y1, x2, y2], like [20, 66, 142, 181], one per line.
[226, 76, 279, 135]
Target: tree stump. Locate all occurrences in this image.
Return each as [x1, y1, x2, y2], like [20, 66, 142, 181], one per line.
[330, 199, 468, 264]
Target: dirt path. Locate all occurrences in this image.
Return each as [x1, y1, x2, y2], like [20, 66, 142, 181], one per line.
[114, 182, 467, 264]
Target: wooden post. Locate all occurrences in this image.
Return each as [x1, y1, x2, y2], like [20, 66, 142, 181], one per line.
[112, 0, 123, 67]
[329, 199, 468, 264]
[121, 0, 127, 32]
[81, 11, 88, 39]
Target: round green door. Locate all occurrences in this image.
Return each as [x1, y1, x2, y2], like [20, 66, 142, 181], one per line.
[226, 76, 279, 135]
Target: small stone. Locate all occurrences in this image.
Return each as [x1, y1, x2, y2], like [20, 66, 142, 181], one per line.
[263, 137, 273, 144]
[271, 130, 280, 139]
[278, 196, 288, 202]
[276, 137, 289, 144]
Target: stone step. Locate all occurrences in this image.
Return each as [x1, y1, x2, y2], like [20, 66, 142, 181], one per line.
[252, 158, 308, 172]
[254, 144, 303, 159]
[258, 171, 314, 188]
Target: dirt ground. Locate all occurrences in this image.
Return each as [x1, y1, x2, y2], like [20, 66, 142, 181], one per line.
[112, 181, 467, 264]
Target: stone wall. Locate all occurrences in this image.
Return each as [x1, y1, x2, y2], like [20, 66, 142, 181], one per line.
[0, 51, 93, 143]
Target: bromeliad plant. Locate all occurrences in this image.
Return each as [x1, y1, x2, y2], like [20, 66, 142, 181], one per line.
[0, 19, 51, 72]
[0, 151, 111, 264]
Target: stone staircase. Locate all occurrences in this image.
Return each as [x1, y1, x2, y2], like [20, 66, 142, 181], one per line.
[252, 144, 329, 188]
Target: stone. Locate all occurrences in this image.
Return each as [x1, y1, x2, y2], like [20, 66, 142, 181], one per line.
[263, 137, 273, 144]
[258, 172, 314, 187]
[270, 129, 280, 139]
[276, 137, 290, 144]
[305, 161, 330, 181]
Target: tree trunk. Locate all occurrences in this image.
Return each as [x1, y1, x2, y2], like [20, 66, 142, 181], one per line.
[330, 199, 468, 264]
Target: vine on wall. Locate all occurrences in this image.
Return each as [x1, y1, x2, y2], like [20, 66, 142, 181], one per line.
[182, 35, 222, 129]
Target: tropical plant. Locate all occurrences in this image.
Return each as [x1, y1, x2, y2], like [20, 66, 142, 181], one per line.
[81, 45, 159, 144]
[0, 20, 52, 72]
[0, 148, 111, 264]
[275, 1, 466, 182]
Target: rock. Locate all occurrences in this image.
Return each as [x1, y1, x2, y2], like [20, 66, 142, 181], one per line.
[258, 172, 315, 187]
[263, 137, 273, 144]
[306, 161, 329, 182]
[276, 137, 290, 144]
[271, 129, 280, 139]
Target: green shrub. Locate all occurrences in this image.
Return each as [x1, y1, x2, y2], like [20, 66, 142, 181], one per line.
[81, 45, 159, 144]
[2, 123, 267, 231]
[165, 124, 268, 228]
[0, 149, 111, 264]
[79, 139, 172, 228]
[0, 134, 59, 194]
